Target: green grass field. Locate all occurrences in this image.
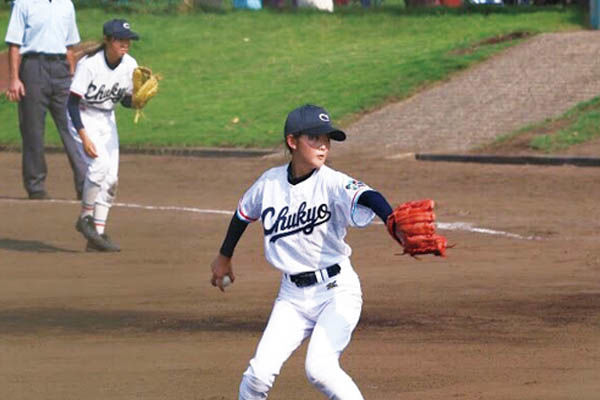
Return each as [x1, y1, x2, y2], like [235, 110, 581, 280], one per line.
[0, 5, 587, 149]
[525, 96, 600, 152]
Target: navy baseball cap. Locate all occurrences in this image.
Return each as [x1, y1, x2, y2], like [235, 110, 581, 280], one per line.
[284, 104, 346, 141]
[103, 19, 139, 40]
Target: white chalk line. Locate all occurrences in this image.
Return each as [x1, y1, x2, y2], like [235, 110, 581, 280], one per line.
[437, 222, 541, 241]
[0, 198, 538, 240]
[0, 198, 235, 216]
[370, 221, 539, 241]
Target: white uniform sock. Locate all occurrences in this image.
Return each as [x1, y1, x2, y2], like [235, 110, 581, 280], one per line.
[94, 203, 110, 235]
[238, 374, 270, 400]
[81, 203, 94, 218]
[81, 178, 101, 218]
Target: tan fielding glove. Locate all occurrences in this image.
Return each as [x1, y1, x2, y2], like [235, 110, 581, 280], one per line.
[132, 66, 161, 123]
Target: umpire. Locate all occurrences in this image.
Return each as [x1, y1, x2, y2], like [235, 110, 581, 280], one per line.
[5, 0, 86, 200]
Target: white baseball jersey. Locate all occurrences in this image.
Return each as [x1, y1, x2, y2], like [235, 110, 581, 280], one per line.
[67, 51, 137, 188]
[70, 51, 137, 114]
[237, 164, 375, 274]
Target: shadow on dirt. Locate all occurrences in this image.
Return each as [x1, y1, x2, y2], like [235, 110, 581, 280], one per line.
[2, 292, 598, 340]
[359, 292, 600, 343]
[0, 308, 267, 335]
[0, 238, 78, 253]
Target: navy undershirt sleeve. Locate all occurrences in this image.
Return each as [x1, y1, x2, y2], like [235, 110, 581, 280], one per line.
[219, 213, 250, 258]
[357, 190, 393, 223]
[67, 92, 84, 131]
[121, 94, 133, 108]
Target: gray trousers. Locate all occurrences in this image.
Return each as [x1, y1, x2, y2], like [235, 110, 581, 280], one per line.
[18, 54, 87, 197]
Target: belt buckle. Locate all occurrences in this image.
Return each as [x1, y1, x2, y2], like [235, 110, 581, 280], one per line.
[290, 264, 340, 288]
[290, 271, 315, 288]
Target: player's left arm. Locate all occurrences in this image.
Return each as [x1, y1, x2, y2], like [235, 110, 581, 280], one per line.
[357, 190, 393, 223]
[120, 95, 133, 108]
[358, 191, 451, 257]
[120, 61, 138, 108]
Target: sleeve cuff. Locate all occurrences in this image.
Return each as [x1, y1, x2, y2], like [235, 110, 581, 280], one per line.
[350, 188, 376, 228]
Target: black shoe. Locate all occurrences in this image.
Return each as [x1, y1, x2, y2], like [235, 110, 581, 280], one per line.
[75, 215, 101, 241]
[29, 191, 50, 200]
[86, 233, 121, 252]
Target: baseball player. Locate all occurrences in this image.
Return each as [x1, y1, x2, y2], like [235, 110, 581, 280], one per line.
[68, 19, 139, 252]
[210, 104, 398, 399]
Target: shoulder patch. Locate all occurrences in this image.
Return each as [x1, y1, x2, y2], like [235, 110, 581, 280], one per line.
[345, 179, 365, 191]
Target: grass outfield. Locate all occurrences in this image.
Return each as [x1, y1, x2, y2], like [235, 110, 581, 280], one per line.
[0, 6, 586, 149]
[489, 95, 600, 153]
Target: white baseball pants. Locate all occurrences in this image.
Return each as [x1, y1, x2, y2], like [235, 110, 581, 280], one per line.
[68, 109, 119, 206]
[239, 260, 364, 400]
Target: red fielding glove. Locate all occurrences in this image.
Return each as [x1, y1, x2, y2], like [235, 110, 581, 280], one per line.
[386, 199, 450, 257]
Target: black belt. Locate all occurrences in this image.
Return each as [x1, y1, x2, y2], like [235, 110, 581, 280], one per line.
[289, 264, 341, 288]
[23, 52, 66, 61]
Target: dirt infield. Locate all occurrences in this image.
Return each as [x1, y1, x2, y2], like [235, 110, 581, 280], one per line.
[1, 150, 599, 399]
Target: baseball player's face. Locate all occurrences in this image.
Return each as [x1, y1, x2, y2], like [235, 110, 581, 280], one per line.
[106, 37, 131, 61]
[290, 134, 330, 174]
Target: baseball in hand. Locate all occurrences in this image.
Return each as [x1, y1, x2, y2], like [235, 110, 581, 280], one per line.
[221, 275, 232, 288]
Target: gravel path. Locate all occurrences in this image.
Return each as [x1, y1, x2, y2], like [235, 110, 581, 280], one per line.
[342, 30, 600, 158]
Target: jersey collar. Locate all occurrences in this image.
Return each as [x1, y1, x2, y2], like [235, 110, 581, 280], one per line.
[104, 52, 123, 70]
[287, 163, 316, 185]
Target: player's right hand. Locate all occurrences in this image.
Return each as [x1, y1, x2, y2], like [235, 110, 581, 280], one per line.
[6, 79, 25, 102]
[210, 253, 235, 292]
[80, 132, 98, 158]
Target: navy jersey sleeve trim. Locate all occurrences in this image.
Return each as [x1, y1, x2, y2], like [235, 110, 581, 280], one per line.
[357, 190, 393, 223]
[219, 213, 250, 258]
[67, 92, 84, 132]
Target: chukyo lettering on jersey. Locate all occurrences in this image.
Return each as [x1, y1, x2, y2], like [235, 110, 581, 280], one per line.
[262, 201, 331, 243]
[84, 82, 127, 104]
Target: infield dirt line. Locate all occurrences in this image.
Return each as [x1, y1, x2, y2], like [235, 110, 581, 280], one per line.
[0, 197, 538, 240]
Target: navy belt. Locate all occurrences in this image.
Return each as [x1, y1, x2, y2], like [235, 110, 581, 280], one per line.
[23, 52, 66, 61]
[289, 264, 341, 288]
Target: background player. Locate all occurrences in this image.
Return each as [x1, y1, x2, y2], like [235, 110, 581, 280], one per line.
[68, 19, 139, 252]
[210, 104, 397, 399]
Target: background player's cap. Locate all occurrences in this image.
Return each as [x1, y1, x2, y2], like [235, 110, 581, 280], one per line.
[284, 104, 346, 141]
[103, 19, 140, 41]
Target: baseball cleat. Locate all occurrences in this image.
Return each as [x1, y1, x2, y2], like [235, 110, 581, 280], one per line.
[76, 215, 101, 241]
[86, 233, 121, 252]
[29, 191, 50, 200]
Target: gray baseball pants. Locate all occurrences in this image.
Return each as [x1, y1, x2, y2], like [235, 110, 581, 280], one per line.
[18, 53, 86, 198]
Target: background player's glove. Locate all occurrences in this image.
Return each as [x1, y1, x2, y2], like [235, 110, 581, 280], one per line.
[386, 199, 449, 257]
[132, 66, 161, 123]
